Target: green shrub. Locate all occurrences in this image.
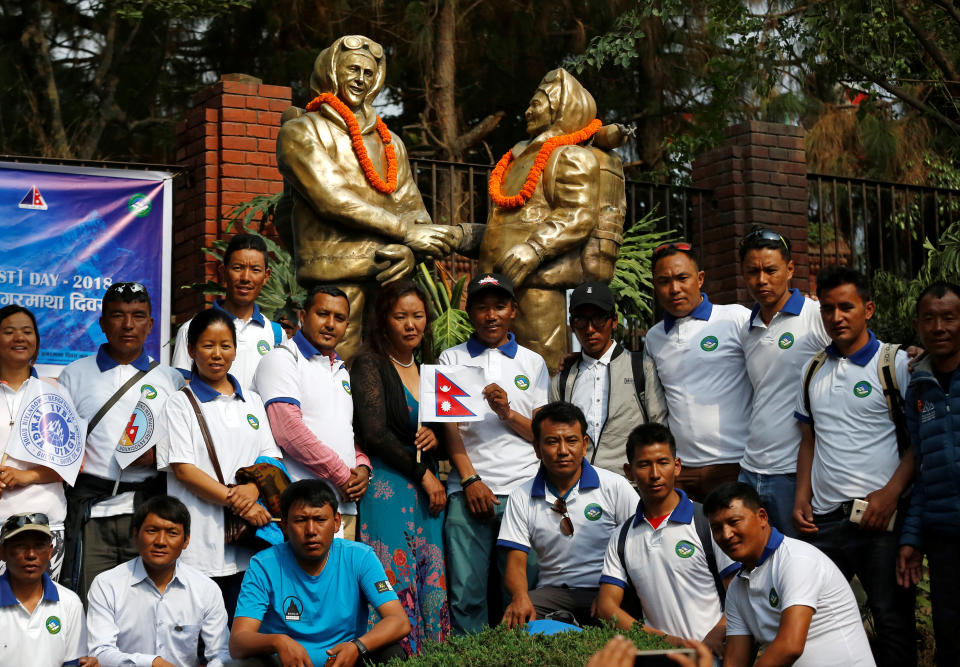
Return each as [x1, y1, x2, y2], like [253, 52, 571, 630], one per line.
[390, 622, 673, 667]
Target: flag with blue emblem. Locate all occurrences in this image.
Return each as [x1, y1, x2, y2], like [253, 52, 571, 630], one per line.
[419, 365, 486, 422]
[4, 380, 85, 485]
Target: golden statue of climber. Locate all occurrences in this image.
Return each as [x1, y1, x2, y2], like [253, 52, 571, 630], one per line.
[276, 35, 458, 359]
[479, 68, 627, 372]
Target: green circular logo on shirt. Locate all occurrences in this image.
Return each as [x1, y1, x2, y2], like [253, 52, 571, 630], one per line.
[514, 375, 530, 390]
[699, 336, 718, 352]
[769, 588, 780, 608]
[778, 332, 795, 349]
[675, 540, 696, 558]
[584, 503, 603, 521]
[45, 616, 61, 634]
[257, 340, 271, 355]
[140, 384, 157, 400]
[247, 414, 260, 430]
[342, 380, 352, 395]
[853, 381, 873, 398]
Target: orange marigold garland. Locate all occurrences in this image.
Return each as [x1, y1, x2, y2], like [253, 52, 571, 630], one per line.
[305, 92, 398, 194]
[488, 118, 603, 208]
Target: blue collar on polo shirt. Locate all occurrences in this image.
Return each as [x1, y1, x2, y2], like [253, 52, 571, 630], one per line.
[530, 459, 600, 498]
[755, 526, 785, 568]
[0, 571, 59, 606]
[825, 330, 879, 366]
[466, 332, 518, 359]
[749, 288, 804, 328]
[96, 344, 152, 372]
[214, 298, 265, 327]
[292, 330, 341, 363]
[663, 293, 712, 333]
[189, 371, 244, 402]
[28, 367, 38, 378]
[632, 488, 694, 527]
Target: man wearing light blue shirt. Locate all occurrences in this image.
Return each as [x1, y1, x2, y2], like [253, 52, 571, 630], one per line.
[86, 495, 230, 667]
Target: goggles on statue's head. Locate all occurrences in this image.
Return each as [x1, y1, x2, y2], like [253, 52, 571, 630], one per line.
[340, 35, 384, 60]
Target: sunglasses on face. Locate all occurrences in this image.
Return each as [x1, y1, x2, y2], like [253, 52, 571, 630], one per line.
[550, 498, 574, 536]
[570, 314, 614, 330]
[740, 228, 791, 252]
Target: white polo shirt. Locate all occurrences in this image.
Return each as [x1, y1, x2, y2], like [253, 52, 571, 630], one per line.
[793, 332, 909, 514]
[438, 334, 550, 495]
[59, 346, 184, 518]
[599, 489, 737, 642]
[644, 295, 752, 466]
[87, 557, 230, 667]
[0, 371, 67, 527]
[725, 529, 875, 666]
[172, 300, 286, 390]
[497, 461, 637, 589]
[253, 331, 358, 515]
[741, 289, 831, 474]
[157, 375, 281, 577]
[570, 342, 616, 448]
[0, 572, 86, 666]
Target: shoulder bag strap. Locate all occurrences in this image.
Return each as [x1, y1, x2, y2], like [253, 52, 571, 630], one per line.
[87, 360, 159, 436]
[630, 345, 646, 408]
[692, 501, 725, 607]
[878, 343, 910, 457]
[179, 386, 225, 485]
[617, 519, 635, 592]
[802, 350, 829, 423]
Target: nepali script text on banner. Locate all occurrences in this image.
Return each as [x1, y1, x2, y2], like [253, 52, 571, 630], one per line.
[0, 161, 173, 374]
[419, 364, 487, 422]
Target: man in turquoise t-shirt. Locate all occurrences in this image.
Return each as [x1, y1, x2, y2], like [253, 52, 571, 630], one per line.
[229, 480, 410, 665]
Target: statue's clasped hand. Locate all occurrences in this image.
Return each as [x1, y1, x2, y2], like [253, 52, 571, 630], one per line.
[402, 223, 458, 257]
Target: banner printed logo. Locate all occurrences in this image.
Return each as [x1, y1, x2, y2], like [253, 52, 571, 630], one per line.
[127, 194, 152, 217]
[435, 370, 476, 418]
[117, 401, 156, 454]
[19, 185, 48, 211]
[19, 393, 82, 467]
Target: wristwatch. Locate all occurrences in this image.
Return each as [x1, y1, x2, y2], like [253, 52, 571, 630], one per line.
[351, 638, 369, 658]
[359, 463, 374, 481]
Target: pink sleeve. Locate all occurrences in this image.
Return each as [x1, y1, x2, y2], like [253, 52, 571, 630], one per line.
[265, 401, 351, 486]
[354, 443, 371, 471]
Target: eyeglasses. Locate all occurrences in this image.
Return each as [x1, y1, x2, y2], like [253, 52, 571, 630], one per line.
[1, 513, 49, 535]
[550, 498, 574, 536]
[105, 282, 147, 296]
[651, 241, 694, 262]
[570, 314, 613, 330]
[741, 228, 791, 252]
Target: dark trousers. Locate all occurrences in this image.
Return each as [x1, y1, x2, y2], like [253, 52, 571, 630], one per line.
[806, 507, 916, 667]
[676, 463, 740, 503]
[213, 571, 246, 629]
[925, 530, 960, 667]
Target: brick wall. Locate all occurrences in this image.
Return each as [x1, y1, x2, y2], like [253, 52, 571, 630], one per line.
[691, 120, 809, 305]
[172, 74, 291, 325]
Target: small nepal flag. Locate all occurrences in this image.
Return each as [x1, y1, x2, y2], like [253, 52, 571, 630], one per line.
[419, 365, 486, 422]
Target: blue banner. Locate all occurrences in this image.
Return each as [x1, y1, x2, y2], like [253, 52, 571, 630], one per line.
[0, 162, 173, 369]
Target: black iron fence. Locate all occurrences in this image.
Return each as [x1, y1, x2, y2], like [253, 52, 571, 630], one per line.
[807, 173, 960, 279]
[409, 158, 708, 240]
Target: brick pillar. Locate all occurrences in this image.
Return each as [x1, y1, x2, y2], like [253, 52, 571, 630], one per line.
[691, 120, 809, 305]
[172, 73, 292, 325]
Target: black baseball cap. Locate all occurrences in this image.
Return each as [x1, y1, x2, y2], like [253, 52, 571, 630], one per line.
[569, 282, 615, 313]
[466, 273, 515, 303]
